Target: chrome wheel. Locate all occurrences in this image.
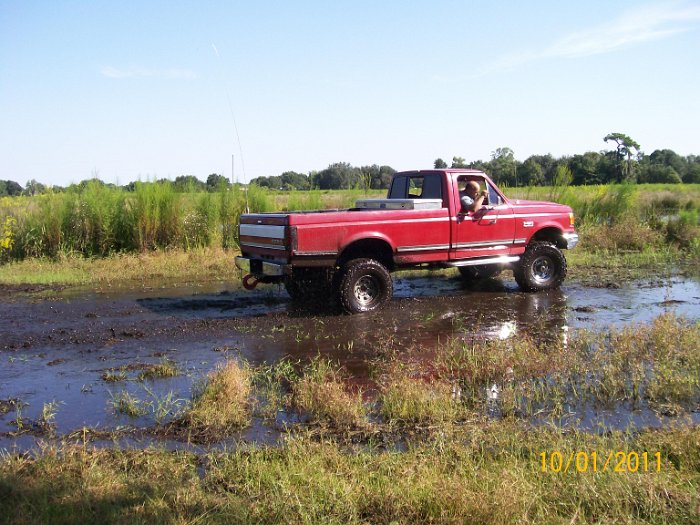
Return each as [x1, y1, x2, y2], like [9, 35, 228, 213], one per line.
[353, 275, 379, 306]
[531, 256, 554, 284]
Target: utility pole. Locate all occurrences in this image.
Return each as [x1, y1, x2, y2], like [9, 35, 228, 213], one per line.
[231, 154, 235, 185]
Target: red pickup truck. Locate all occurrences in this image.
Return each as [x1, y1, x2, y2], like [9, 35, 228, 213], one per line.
[235, 169, 578, 313]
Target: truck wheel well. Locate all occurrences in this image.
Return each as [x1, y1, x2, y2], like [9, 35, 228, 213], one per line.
[530, 227, 566, 249]
[337, 239, 394, 271]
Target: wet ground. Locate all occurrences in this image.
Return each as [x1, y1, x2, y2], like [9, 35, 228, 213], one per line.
[1, 270, 699, 451]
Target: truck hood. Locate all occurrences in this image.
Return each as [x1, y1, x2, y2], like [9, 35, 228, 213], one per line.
[509, 199, 572, 211]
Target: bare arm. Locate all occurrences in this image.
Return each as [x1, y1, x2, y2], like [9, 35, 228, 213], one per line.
[462, 190, 487, 213]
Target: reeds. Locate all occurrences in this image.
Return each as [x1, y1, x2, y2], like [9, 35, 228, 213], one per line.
[0, 182, 254, 260]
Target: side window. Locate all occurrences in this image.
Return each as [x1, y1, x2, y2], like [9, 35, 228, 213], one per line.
[421, 174, 443, 199]
[388, 176, 407, 199]
[388, 174, 443, 200]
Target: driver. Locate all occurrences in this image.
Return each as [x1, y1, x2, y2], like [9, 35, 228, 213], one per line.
[460, 180, 487, 213]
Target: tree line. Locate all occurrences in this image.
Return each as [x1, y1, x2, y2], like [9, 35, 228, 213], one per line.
[3, 133, 699, 196]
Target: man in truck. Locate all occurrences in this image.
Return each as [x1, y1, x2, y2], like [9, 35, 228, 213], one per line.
[460, 179, 487, 213]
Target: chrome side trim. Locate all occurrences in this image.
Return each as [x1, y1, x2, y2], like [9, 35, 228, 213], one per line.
[447, 255, 520, 267]
[294, 251, 338, 257]
[454, 239, 517, 249]
[396, 244, 451, 253]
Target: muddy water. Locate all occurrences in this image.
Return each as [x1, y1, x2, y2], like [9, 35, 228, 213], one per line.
[1, 272, 699, 451]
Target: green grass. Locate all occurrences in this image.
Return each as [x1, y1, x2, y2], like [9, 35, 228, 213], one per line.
[182, 360, 252, 435]
[290, 358, 367, 430]
[0, 247, 239, 286]
[0, 425, 698, 524]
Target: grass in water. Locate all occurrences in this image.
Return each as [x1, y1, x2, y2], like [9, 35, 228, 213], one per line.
[136, 358, 180, 381]
[378, 365, 465, 426]
[183, 360, 252, 435]
[290, 358, 367, 430]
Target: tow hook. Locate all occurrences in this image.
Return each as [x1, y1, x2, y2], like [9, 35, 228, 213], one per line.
[242, 274, 259, 290]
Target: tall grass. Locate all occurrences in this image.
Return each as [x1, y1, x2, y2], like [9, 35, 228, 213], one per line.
[509, 183, 699, 254]
[1, 182, 698, 262]
[0, 182, 253, 261]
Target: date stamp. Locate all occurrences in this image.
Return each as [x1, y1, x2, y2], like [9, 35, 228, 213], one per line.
[539, 451, 662, 473]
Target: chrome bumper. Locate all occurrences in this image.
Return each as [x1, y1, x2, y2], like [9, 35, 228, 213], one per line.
[563, 233, 579, 249]
[235, 256, 288, 277]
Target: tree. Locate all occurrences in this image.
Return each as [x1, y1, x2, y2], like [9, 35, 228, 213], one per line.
[206, 173, 230, 191]
[649, 149, 685, 174]
[639, 165, 682, 184]
[314, 162, 360, 190]
[568, 152, 602, 185]
[604, 132, 640, 182]
[683, 164, 700, 183]
[359, 165, 395, 191]
[451, 156, 467, 168]
[489, 147, 516, 186]
[174, 175, 205, 192]
[519, 159, 545, 186]
[434, 158, 448, 169]
[6, 180, 23, 195]
[280, 171, 310, 190]
[524, 154, 557, 185]
[24, 179, 47, 196]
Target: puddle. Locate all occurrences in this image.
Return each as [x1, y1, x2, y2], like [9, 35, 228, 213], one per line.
[1, 272, 699, 451]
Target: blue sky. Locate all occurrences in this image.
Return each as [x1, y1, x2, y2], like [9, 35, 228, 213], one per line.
[2, 0, 699, 187]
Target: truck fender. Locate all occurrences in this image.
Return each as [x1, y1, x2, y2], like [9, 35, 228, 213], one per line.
[337, 234, 395, 269]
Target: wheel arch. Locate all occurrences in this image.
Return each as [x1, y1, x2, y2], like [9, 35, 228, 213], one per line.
[337, 237, 394, 271]
[529, 227, 566, 249]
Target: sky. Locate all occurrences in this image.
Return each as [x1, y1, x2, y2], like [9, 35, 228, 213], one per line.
[1, 0, 700, 187]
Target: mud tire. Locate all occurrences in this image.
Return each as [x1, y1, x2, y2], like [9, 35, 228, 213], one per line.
[337, 258, 393, 314]
[513, 242, 567, 292]
[458, 264, 502, 281]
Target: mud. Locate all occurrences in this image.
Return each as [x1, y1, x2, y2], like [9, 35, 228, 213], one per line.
[1, 271, 699, 451]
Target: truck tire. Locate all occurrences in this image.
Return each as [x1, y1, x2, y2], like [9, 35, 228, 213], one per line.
[458, 264, 502, 281]
[513, 242, 567, 292]
[284, 268, 332, 302]
[337, 258, 393, 314]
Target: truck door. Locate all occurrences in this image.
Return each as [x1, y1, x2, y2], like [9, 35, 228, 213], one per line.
[450, 177, 516, 260]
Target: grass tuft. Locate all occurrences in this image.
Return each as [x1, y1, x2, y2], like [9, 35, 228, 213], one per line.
[291, 358, 367, 430]
[184, 360, 252, 433]
[379, 368, 464, 426]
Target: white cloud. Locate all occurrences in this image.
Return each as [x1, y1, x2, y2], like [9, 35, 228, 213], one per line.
[100, 66, 197, 80]
[477, 1, 700, 76]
